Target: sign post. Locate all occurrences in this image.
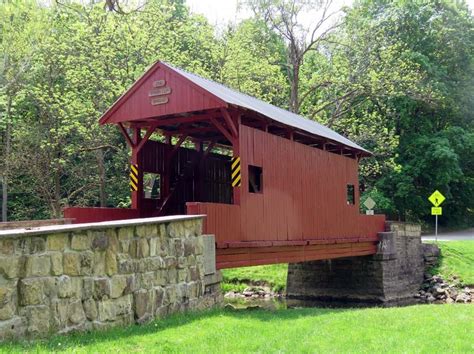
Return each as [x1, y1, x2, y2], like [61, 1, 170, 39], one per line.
[428, 190, 445, 243]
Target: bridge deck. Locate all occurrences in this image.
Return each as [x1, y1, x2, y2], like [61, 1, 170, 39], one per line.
[187, 202, 385, 268]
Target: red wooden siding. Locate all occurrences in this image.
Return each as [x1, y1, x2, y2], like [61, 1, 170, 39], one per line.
[102, 63, 225, 124]
[187, 126, 385, 268]
[187, 201, 384, 268]
[64, 207, 139, 223]
[239, 125, 381, 241]
[189, 202, 386, 244]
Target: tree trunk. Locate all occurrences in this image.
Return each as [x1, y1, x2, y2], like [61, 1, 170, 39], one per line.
[1, 176, 7, 222]
[1, 96, 12, 222]
[288, 46, 301, 113]
[96, 148, 107, 207]
[290, 63, 300, 113]
[53, 164, 62, 218]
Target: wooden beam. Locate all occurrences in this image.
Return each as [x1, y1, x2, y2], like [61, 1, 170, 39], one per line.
[174, 126, 217, 135]
[220, 108, 238, 138]
[203, 141, 216, 157]
[232, 113, 241, 206]
[118, 122, 135, 148]
[287, 129, 294, 141]
[136, 123, 159, 152]
[151, 115, 214, 127]
[131, 127, 142, 213]
[168, 135, 187, 160]
[132, 110, 225, 128]
[210, 117, 235, 145]
[173, 135, 187, 151]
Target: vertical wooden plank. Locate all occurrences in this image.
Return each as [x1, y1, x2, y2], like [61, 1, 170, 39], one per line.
[254, 129, 266, 241]
[275, 133, 286, 241]
[240, 126, 250, 241]
[266, 130, 278, 241]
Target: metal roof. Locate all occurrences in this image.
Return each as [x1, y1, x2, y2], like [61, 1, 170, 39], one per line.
[162, 62, 370, 154]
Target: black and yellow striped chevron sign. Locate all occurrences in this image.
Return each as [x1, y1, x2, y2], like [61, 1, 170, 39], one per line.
[130, 164, 138, 191]
[231, 156, 241, 187]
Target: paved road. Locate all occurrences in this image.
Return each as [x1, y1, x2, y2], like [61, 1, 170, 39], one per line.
[422, 228, 474, 241]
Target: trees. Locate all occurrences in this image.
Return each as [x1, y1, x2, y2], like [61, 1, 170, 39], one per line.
[0, 1, 47, 221]
[342, 0, 474, 224]
[2, 0, 221, 220]
[219, 19, 289, 107]
[245, 0, 341, 113]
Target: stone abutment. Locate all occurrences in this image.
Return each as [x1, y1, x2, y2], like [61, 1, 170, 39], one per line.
[0, 215, 222, 340]
[286, 221, 424, 306]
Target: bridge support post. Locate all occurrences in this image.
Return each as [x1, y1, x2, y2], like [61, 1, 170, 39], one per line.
[286, 222, 424, 306]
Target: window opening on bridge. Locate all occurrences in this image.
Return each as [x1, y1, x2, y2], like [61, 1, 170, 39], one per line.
[143, 173, 161, 199]
[248, 165, 263, 193]
[347, 184, 355, 205]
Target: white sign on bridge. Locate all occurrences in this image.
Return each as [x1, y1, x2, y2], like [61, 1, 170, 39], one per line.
[363, 197, 376, 215]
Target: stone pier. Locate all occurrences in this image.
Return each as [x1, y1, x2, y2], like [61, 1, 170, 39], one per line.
[286, 222, 424, 306]
[0, 215, 222, 340]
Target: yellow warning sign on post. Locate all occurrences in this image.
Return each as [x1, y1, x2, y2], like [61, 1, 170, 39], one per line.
[130, 164, 138, 191]
[429, 190, 445, 242]
[431, 207, 442, 216]
[231, 156, 241, 187]
[428, 190, 445, 207]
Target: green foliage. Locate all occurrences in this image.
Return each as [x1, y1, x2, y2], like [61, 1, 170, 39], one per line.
[222, 264, 288, 292]
[429, 241, 474, 285]
[220, 281, 248, 293]
[360, 188, 397, 216]
[0, 0, 221, 219]
[1, 305, 473, 352]
[311, 0, 474, 225]
[220, 19, 289, 107]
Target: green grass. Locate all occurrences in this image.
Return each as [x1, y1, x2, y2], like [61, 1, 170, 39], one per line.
[221, 281, 247, 293]
[1, 305, 472, 353]
[430, 241, 474, 285]
[221, 264, 288, 292]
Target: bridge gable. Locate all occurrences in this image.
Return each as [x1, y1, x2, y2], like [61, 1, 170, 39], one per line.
[99, 62, 226, 125]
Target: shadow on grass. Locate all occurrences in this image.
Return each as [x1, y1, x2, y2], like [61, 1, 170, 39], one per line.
[2, 306, 359, 352]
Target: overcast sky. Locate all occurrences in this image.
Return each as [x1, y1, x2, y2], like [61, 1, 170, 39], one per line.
[186, 0, 474, 27]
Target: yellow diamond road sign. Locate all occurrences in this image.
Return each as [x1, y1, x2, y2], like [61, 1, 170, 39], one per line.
[429, 190, 445, 207]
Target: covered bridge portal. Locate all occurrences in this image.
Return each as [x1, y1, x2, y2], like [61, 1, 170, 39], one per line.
[65, 61, 385, 269]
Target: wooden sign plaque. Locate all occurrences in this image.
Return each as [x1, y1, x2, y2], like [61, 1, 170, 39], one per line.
[153, 80, 166, 88]
[149, 87, 172, 97]
[151, 96, 169, 105]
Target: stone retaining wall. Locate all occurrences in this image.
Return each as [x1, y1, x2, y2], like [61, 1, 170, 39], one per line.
[422, 243, 440, 270]
[0, 218, 73, 231]
[0, 215, 222, 340]
[286, 221, 424, 306]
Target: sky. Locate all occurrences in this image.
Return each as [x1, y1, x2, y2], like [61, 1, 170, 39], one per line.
[186, 0, 474, 27]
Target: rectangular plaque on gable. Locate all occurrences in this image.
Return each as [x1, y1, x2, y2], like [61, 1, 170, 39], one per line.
[153, 80, 166, 88]
[149, 87, 172, 97]
[151, 96, 169, 105]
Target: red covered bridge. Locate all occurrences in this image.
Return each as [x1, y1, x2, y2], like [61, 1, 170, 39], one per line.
[65, 61, 385, 269]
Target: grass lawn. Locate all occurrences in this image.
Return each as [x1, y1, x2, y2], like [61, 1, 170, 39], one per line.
[221, 263, 288, 292]
[430, 241, 474, 285]
[1, 305, 472, 353]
